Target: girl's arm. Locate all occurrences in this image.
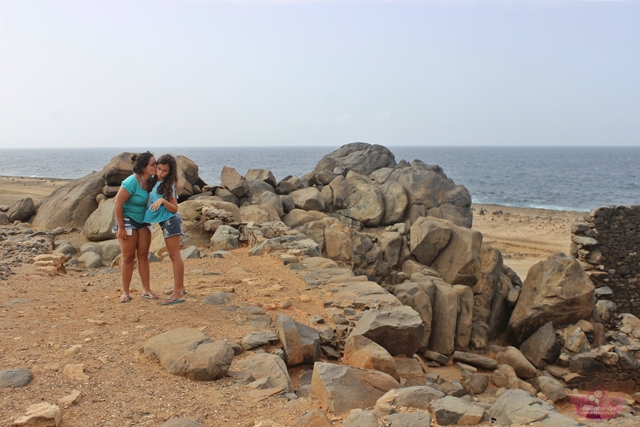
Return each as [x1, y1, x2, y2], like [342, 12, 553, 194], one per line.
[114, 187, 131, 240]
[150, 196, 178, 213]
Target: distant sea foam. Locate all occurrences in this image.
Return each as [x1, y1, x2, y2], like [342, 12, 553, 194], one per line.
[1, 146, 638, 212]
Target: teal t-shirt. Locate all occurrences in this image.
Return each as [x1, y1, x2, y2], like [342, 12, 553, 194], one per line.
[121, 174, 149, 224]
[143, 181, 176, 224]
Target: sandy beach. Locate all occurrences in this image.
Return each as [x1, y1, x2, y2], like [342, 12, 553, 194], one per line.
[0, 176, 600, 427]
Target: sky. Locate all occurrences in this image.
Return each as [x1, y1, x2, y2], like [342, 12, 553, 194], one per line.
[0, 0, 639, 149]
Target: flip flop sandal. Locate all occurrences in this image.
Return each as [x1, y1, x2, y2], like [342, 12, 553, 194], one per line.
[165, 289, 188, 296]
[120, 294, 131, 303]
[142, 293, 158, 300]
[162, 298, 185, 306]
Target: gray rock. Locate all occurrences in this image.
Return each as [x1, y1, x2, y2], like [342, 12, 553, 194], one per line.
[563, 324, 590, 353]
[202, 292, 235, 306]
[180, 246, 200, 260]
[221, 166, 248, 197]
[508, 253, 595, 344]
[380, 180, 409, 226]
[241, 332, 279, 350]
[430, 218, 482, 285]
[377, 385, 445, 410]
[428, 281, 458, 355]
[143, 328, 234, 380]
[294, 409, 332, 427]
[78, 251, 102, 268]
[311, 362, 399, 416]
[83, 198, 116, 241]
[488, 389, 585, 427]
[428, 396, 486, 426]
[350, 305, 424, 357]
[8, 197, 35, 223]
[424, 350, 448, 365]
[239, 205, 280, 223]
[496, 346, 537, 380]
[595, 300, 617, 323]
[0, 369, 33, 387]
[454, 285, 473, 350]
[32, 171, 104, 229]
[54, 243, 76, 259]
[519, 321, 561, 368]
[245, 169, 277, 188]
[275, 314, 321, 366]
[290, 187, 325, 212]
[394, 281, 433, 349]
[236, 353, 293, 392]
[387, 412, 433, 427]
[343, 410, 378, 427]
[461, 373, 489, 395]
[312, 143, 397, 176]
[210, 225, 239, 251]
[342, 335, 399, 381]
[452, 352, 498, 370]
[530, 376, 566, 403]
[394, 356, 426, 387]
[410, 217, 452, 265]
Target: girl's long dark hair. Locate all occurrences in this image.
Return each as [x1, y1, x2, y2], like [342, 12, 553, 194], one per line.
[131, 151, 154, 175]
[156, 154, 178, 200]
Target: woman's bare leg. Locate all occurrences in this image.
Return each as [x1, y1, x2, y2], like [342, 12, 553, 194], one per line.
[118, 230, 138, 301]
[136, 227, 154, 297]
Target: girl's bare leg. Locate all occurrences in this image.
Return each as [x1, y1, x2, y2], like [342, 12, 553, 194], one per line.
[165, 234, 185, 300]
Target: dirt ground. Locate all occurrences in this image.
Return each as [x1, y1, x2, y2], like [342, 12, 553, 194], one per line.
[0, 178, 624, 426]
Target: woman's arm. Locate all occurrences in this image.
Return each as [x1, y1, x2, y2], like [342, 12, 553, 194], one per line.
[114, 187, 131, 240]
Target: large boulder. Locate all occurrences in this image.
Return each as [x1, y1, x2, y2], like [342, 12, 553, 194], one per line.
[410, 217, 452, 265]
[8, 198, 35, 223]
[488, 389, 584, 427]
[239, 205, 280, 223]
[519, 322, 561, 369]
[312, 143, 396, 176]
[245, 169, 277, 188]
[327, 174, 385, 226]
[32, 171, 104, 230]
[221, 166, 248, 197]
[428, 396, 486, 426]
[176, 155, 202, 198]
[102, 152, 134, 186]
[83, 198, 116, 241]
[377, 385, 445, 410]
[342, 335, 400, 381]
[393, 281, 433, 349]
[250, 191, 284, 217]
[324, 227, 353, 262]
[387, 163, 472, 227]
[236, 353, 293, 392]
[143, 328, 234, 380]
[275, 314, 320, 367]
[311, 362, 399, 416]
[430, 218, 482, 286]
[508, 253, 595, 344]
[379, 181, 408, 225]
[290, 188, 325, 212]
[210, 225, 240, 251]
[428, 281, 459, 355]
[350, 305, 424, 357]
[495, 346, 537, 380]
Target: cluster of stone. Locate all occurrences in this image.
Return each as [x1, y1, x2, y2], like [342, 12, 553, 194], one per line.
[0, 225, 57, 278]
[571, 205, 640, 318]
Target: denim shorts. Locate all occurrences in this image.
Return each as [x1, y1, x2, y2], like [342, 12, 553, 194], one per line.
[113, 217, 152, 235]
[159, 214, 183, 239]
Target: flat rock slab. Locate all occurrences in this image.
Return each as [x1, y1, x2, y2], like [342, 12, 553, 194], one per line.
[343, 335, 399, 381]
[143, 328, 234, 380]
[452, 351, 498, 370]
[311, 362, 399, 416]
[325, 280, 402, 309]
[11, 402, 61, 427]
[377, 385, 445, 410]
[0, 369, 33, 388]
[489, 389, 587, 427]
[294, 409, 332, 427]
[343, 411, 378, 427]
[241, 332, 279, 350]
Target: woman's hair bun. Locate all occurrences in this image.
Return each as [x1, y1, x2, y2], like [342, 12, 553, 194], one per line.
[130, 154, 138, 164]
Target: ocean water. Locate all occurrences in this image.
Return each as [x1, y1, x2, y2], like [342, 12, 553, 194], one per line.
[1, 146, 638, 212]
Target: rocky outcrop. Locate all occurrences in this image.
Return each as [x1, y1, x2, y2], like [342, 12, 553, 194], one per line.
[312, 143, 396, 176]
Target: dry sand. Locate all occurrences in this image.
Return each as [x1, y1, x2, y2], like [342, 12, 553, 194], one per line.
[1, 177, 611, 427]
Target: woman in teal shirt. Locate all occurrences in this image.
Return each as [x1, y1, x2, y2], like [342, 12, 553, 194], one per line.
[113, 152, 158, 303]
